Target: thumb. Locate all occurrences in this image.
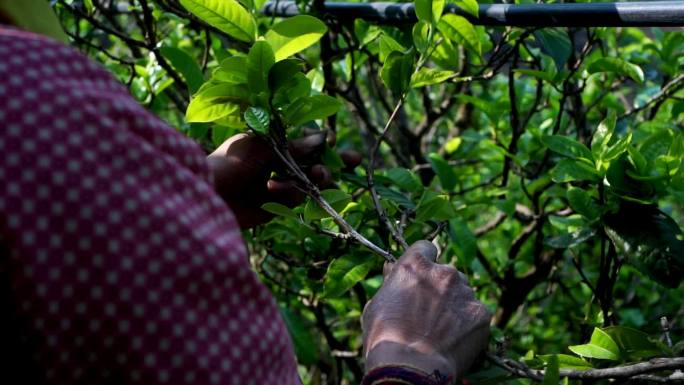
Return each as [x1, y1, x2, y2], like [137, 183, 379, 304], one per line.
[383, 240, 438, 277]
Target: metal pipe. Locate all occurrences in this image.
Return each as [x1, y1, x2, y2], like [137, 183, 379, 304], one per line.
[263, 1, 684, 27]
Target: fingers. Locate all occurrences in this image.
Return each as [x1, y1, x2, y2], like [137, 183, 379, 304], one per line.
[267, 179, 306, 207]
[210, 133, 274, 168]
[340, 150, 362, 171]
[289, 131, 327, 164]
[309, 164, 331, 187]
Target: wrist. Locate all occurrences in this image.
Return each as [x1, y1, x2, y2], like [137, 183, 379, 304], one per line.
[364, 340, 456, 380]
[362, 365, 454, 385]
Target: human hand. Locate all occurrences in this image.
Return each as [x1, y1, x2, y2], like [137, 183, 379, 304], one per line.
[362, 241, 491, 380]
[207, 132, 361, 229]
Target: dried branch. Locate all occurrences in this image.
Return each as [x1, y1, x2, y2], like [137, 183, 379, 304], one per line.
[487, 353, 684, 382]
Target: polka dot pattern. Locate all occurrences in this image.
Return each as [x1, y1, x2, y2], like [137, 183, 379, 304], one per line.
[0, 27, 299, 384]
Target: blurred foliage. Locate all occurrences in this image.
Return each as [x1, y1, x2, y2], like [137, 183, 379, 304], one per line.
[53, 0, 683, 384]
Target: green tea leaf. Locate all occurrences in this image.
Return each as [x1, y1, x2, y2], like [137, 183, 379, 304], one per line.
[304, 189, 351, 221]
[379, 33, 408, 61]
[567, 187, 600, 221]
[265, 15, 328, 61]
[416, 195, 455, 222]
[588, 57, 645, 83]
[428, 152, 458, 190]
[247, 41, 275, 95]
[538, 354, 592, 370]
[186, 83, 247, 122]
[541, 135, 593, 160]
[415, 0, 445, 24]
[381, 51, 415, 95]
[269, 60, 305, 92]
[604, 202, 684, 288]
[438, 14, 480, 56]
[323, 253, 375, 298]
[179, 0, 256, 42]
[540, 354, 559, 385]
[386, 168, 423, 193]
[412, 20, 430, 54]
[448, 218, 477, 265]
[160, 46, 205, 93]
[592, 112, 615, 157]
[602, 132, 632, 162]
[411, 68, 455, 88]
[284, 95, 342, 126]
[244, 106, 270, 134]
[535, 28, 571, 71]
[213, 56, 248, 84]
[262, 202, 297, 219]
[280, 307, 318, 364]
[415, 0, 432, 23]
[452, 0, 479, 18]
[640, 130, 673, 163]
[603, 326, 666, 360]
[551, 159, 599, 183]
[272, 73, 311, 107]
[569, 328, 620, 360]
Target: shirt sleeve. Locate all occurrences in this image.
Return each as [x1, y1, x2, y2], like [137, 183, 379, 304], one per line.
[0, 27, 300, 385]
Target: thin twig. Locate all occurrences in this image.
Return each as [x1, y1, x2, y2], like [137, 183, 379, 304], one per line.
[621, 74, 684, 118]
[367, 98, 410, 250]
[266, 135, 396, 262]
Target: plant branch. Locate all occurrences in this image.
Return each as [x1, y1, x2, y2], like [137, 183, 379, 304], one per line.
[621, 74, 684, 119]
[487, 353, 684, 382]
[266, 134, 396, 263]
[367, 97, 410, 250]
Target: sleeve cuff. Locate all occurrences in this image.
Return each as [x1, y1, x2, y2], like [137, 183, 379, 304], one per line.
[361, 365, 455, 385]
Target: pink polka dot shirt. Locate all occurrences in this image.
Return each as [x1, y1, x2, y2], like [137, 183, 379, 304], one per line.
[0, 26, 300, 385]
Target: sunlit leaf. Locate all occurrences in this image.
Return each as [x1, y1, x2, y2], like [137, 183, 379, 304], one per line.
[213, 56, 248, 84]
[247, 41, 275, 95]
[265, 15, 328, 61]
[411, 68, 455, 88]
[284, 95, 342, 126]
[179, 0, 256, 42]
[569, 328, 620, 360]
[186, 83, 247, 122]
[452, 0, 479, 18]
[381, 51, 415, 95]
[438, 14, 481, 56]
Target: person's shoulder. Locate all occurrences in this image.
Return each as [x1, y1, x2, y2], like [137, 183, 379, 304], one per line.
[0, 25, 126, 98]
